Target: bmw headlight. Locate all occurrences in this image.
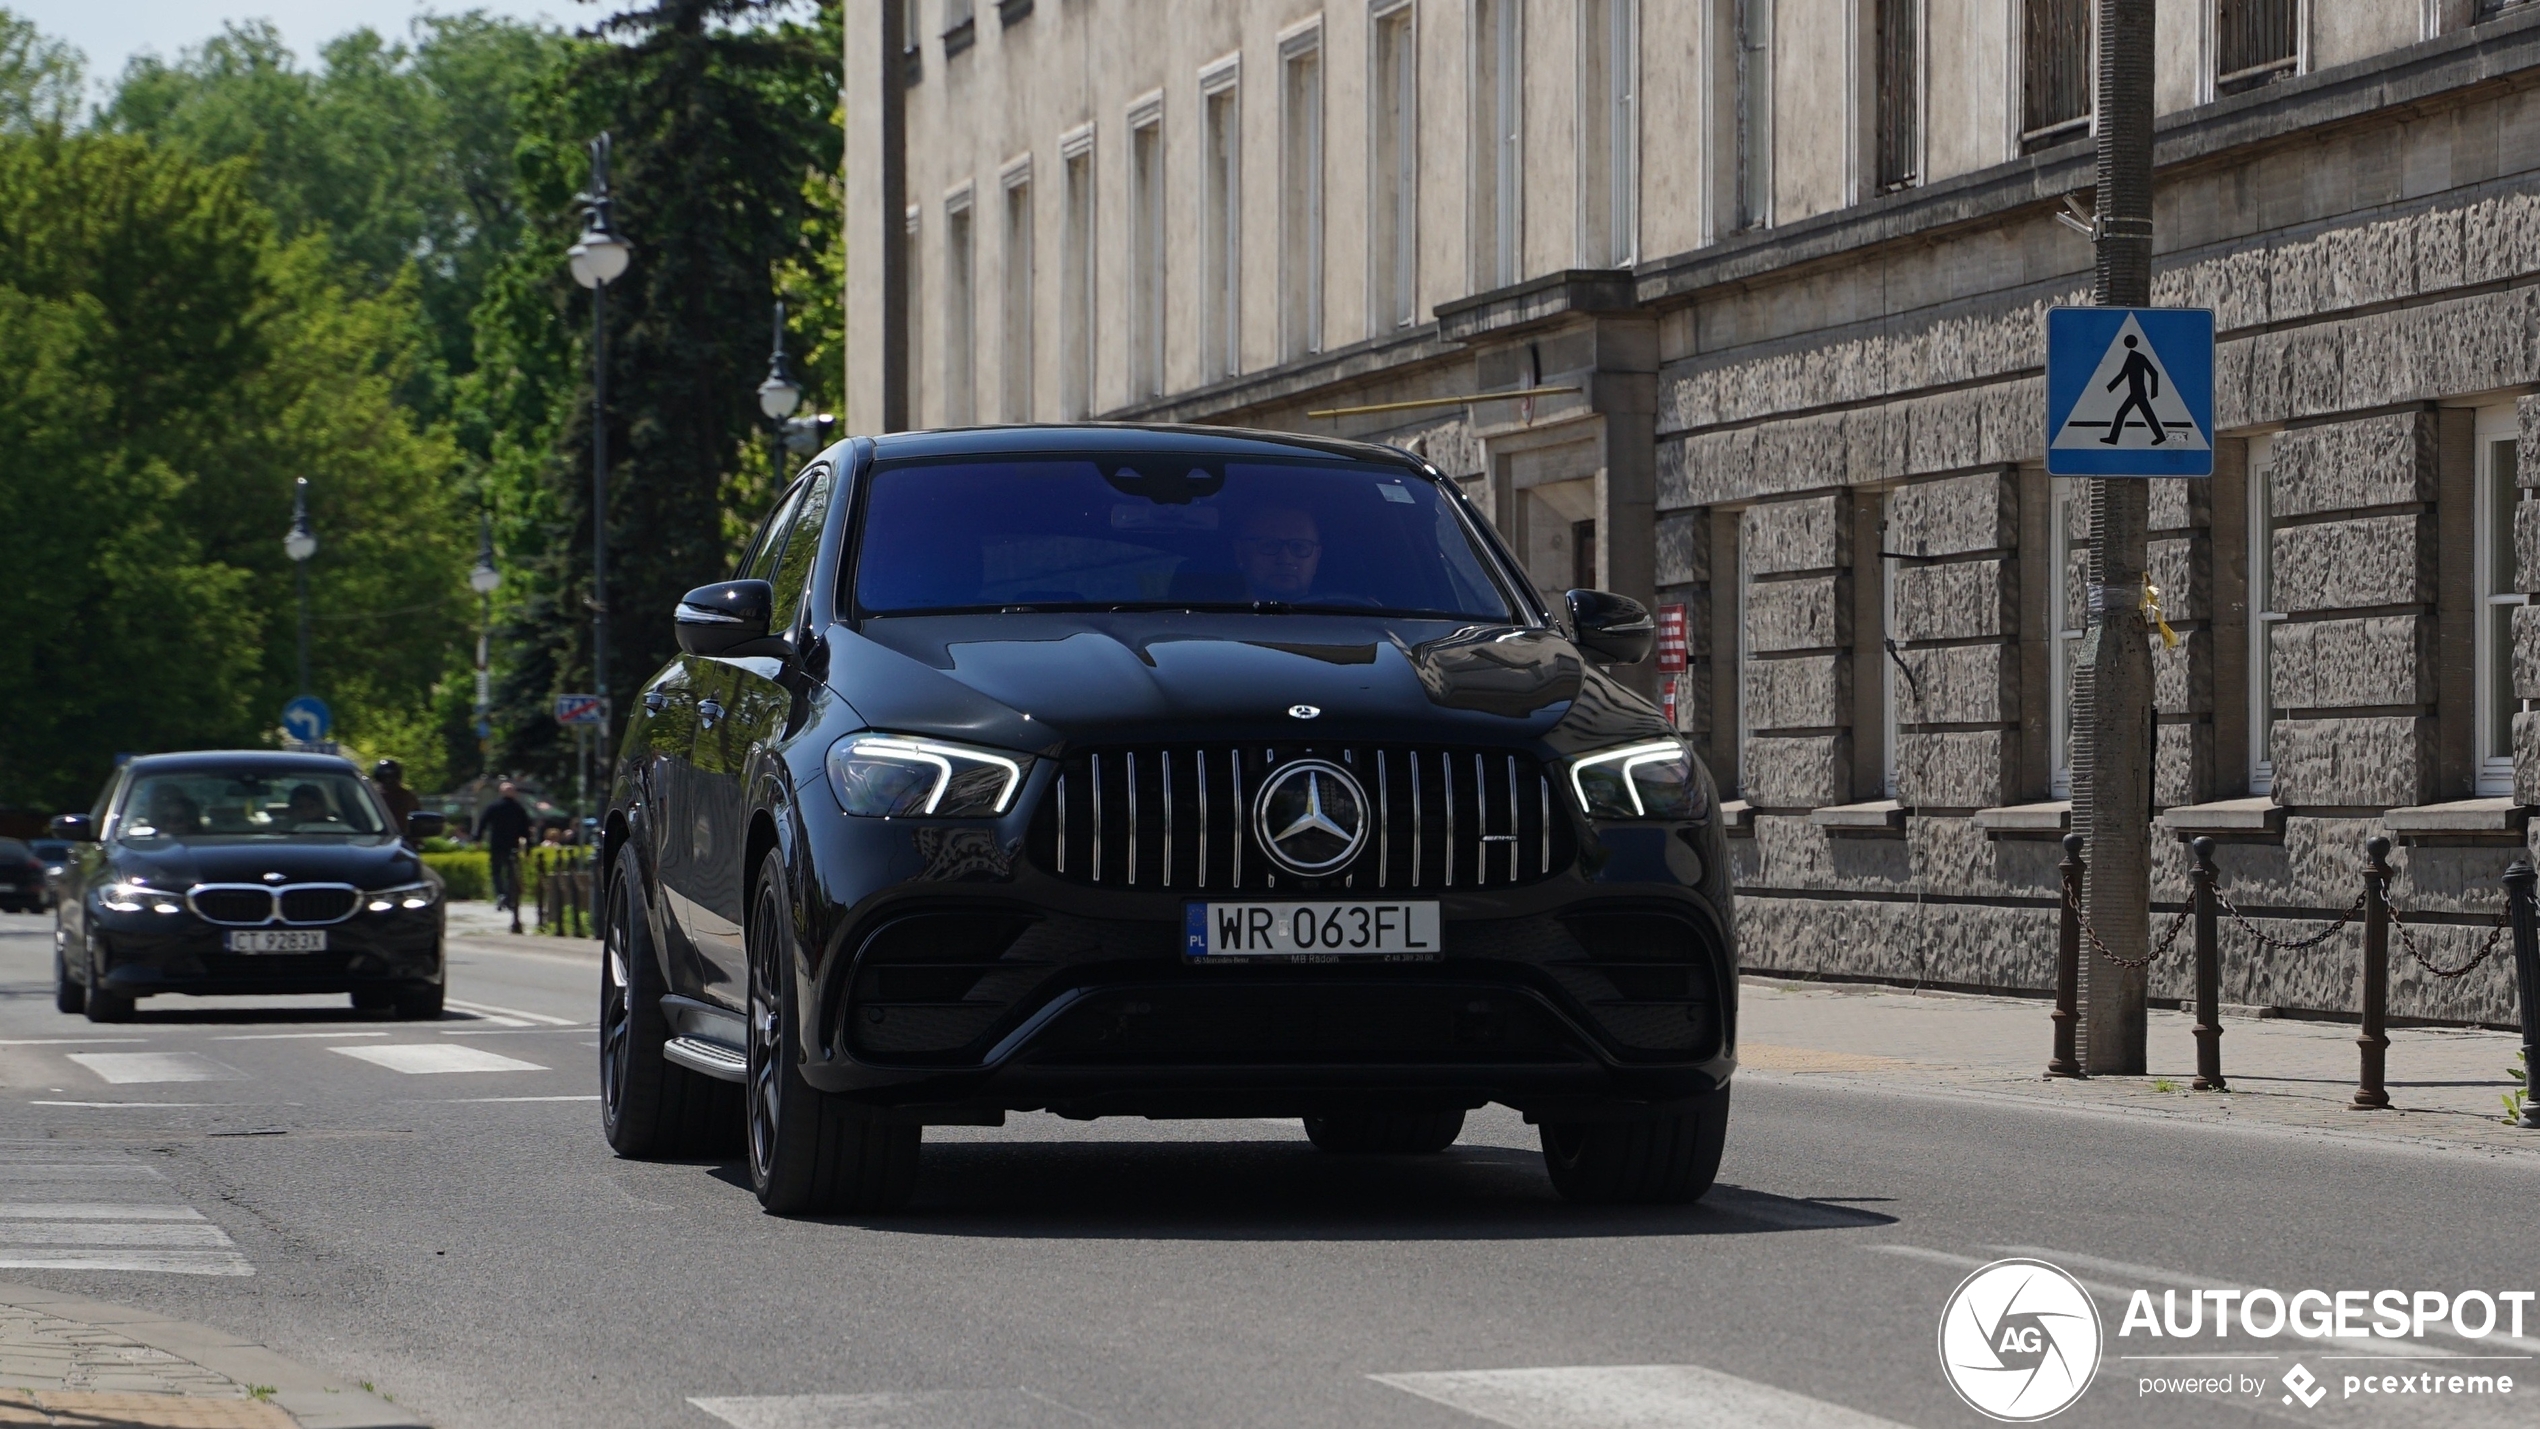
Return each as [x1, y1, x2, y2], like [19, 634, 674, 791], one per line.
[366, 881, 440, 913]
[825, 734, 1031, 818]
[1569, 740, 1710, 821]
[102, 882, 185, 915]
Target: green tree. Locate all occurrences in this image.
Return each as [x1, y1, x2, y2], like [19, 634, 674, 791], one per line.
[472, 0, 837, 783]
[0, 7, 82, 132]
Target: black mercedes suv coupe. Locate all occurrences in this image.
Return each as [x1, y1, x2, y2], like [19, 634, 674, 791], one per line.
[601, 426, 1735, 1213]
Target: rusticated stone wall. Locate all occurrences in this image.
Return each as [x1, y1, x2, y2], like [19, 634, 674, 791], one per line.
[1740, 496, 1854, 809]
[1886, 471, 2022, 811]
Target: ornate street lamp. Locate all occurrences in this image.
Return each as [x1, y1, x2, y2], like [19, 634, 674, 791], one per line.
[469, 512, 501, 757]
[568, 133, 631, 744]
[758, 299, 802, 479]
[285, 477, 317, 696]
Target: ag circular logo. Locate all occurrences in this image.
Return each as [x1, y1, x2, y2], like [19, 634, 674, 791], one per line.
[1938, 1258, 2102, 1422]
[1251, 759, 1368, 876]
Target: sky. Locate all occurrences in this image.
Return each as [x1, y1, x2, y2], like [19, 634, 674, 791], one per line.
[18, 0, 571, 92]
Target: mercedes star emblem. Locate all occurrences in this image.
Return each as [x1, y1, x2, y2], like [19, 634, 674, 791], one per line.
[1251, 759, 1369, 877]
[1288, 704, 1321, 719]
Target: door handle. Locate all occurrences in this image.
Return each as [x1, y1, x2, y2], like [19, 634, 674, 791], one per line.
[642, 691, 667, 715]
[697, 698, 724, 730]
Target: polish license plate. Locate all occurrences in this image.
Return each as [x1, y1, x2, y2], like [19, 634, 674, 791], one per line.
[1185, 901, 1440, 957]
[224, 929, 327, 953]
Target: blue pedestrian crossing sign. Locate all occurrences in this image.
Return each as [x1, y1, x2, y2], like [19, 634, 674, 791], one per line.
[280, 695, 332, 743]
[2045, 306, 2215, 477]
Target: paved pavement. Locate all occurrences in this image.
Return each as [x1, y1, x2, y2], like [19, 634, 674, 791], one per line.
[2, 905, 2535, 1428]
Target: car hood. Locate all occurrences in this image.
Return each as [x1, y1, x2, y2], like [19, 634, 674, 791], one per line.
[107, 837, 426, 891]
[820, 613, 1672, 755]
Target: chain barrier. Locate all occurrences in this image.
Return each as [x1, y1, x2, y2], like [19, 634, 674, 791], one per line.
[2382, 877, 2511, 980]
[2063, 887, 2191, 969]
[2212, 887, 2366, 953]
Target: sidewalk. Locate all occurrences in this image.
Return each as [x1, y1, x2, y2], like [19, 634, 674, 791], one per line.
[442, 900, 597, 959]
[0, 1283, 421, 1428]
[1739, 976, 2538, 1156]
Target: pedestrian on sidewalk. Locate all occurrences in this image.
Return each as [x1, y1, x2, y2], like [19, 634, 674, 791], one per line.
[476, 780, 533, 935]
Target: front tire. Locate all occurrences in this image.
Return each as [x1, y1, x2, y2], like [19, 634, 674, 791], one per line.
[1538, 1087, 1730, 1204]
[745, 849, 918, 1215]
[1304, 1109, 1465, 1154]
[601, 844, 738, 1158]
[53, 937, 83, 1015]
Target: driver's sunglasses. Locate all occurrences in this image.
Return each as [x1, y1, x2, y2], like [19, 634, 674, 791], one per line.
[1238, 538, 1322, 560]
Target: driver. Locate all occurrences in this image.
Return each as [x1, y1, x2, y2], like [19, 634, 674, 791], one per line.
[284, 784, 333, 829]
[1234, 507, 1322, 602]
[143, 784, 200, 835]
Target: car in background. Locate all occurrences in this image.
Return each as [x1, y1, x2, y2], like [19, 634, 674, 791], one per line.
[0, 839, 49, 913]
[50, 750, 449, 1021]
[599, 426, 1736, 1215]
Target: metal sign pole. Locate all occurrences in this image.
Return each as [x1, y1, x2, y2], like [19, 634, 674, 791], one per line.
[2075, 0, 2158, 1074]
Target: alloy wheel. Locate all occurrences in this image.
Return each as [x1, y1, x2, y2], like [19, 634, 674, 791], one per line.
[745, 885, 784, 1188]
[599, 878, 633, 1122]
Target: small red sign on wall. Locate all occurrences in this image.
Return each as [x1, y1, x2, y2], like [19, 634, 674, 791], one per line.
[1655, 603, 1689, 675]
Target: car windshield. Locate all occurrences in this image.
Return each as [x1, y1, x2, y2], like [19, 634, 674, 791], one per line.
[117, 769, 391, 842]
[850, 456, 1518, 620]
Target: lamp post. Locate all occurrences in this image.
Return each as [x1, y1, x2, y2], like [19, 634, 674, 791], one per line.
[568, 133, 632, 752]
[469, 512, 501, 762]
[758, 299, 803, 480]
[285, 477, 317, 697]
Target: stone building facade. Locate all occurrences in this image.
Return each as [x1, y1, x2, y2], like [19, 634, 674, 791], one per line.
[844, 0, 2540, 1026]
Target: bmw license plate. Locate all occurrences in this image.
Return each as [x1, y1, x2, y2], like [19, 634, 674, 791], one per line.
[224, 929, 327, 953]
[1186, 901, 1440, 958]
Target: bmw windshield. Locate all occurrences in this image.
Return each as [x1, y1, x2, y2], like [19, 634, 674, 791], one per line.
[848, 456, 1520, 621]
[113, 769, 394, 843]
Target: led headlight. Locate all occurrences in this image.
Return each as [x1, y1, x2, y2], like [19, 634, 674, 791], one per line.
[826, 734, 1030, 818]
[367, 881, 439, 913]
[1569, 739, 1710, 821]
[101, 882, 185, 914]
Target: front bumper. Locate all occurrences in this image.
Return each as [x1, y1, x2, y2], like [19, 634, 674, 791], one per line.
[87, 909, 444, 997]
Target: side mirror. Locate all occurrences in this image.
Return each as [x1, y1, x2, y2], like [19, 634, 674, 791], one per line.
[1564, 589, 1655, 664]
[49, 813, 95, 843]
[407, 811, 447, 840]
[674, 580, 790, 658]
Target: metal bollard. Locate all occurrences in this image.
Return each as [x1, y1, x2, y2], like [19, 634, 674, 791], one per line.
[2191, 836, 2225, 1091]
[2508, 858, 2539, 1130]
[2351, 835, 2393, 1111]
[2049, 832, 2084, 1078]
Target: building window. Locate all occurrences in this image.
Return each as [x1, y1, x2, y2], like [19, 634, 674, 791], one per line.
[1469, 0, 1521, 289]
[943, 0, 976, 56]
[1000, 164, 1033, 422]
[2215, 0, 2300, 95]
[1577, 0, 1638, 267]
[1734, 0, 1771, 230]
[1201, 57, 1241, 382]
[1734, 531, 1753, 800]
[900, 0, 923, 82]
[2475, 409, 2525, 797]
[1280, 27, 1324, 362]
[1875, 0, 1921, 192]
[903, 206, 923, 426]
[2021, 0, 2090, 152]
[1879, 498, 1901, 799]
[944, 189, 975, 425]
[2247, 435, 2279, 795]
[2049, 476, 2083, 799]
[1059, 132, 1095, 419]
[1369, 0, 1418, 333]
[1128, 101, 1164, 398]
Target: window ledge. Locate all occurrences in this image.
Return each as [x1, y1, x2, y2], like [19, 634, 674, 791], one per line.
[1972, 800, 2071, 840]
[1720, 799, 1755, 837]
[1809, 799, 1909, 836]
[2384, 797, 2528, 845]
[2157, 797, 2285, 841]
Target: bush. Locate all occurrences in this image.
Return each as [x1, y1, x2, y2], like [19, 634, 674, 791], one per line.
[423, 849, 490, 901]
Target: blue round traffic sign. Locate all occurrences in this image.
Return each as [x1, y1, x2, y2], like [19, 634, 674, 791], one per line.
[281, 695, 333, 742]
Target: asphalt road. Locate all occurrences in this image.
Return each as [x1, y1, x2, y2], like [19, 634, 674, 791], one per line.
[3, 907, 2535, 1429]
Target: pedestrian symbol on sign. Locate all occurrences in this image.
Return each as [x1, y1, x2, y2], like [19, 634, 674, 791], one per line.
[2044, 306, 2215, 477]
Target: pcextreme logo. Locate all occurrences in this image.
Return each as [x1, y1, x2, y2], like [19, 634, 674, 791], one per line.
[1938, 1258, 2104, 1421]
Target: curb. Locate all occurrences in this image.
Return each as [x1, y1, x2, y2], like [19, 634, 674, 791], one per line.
[0, 1282, 427, 1429]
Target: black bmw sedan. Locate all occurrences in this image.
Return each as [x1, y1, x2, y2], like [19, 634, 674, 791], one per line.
[602, 426, 1735, 1213]
[51, 750, 448, 1021]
